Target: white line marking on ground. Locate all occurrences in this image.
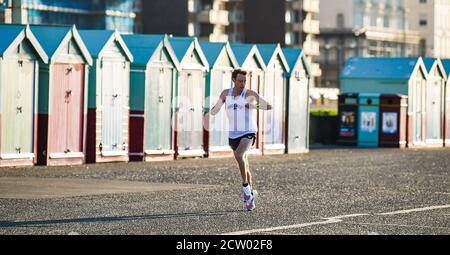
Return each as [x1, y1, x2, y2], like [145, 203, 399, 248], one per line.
[221, 214, 369, 235]
[377, 204, 450, 216]
[342, 222, 450, 230]
[221, 204, 450, 235]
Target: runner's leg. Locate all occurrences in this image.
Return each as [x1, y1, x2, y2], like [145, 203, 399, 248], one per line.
[233, 137, 253, 184]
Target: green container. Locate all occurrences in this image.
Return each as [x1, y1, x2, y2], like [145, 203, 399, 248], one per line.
[357, 93, 380, 147]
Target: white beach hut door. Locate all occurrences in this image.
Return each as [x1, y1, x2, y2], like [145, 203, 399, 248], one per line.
[159, 67, 173, 150]
[145, 67, 160, 151]
[190, 70, 205, 151]
[2, 59, 35, 157]
[211, 70, 230, 147]
[299, 77, 309, 149]
[102, 61, 124, 153]
[178, 72, 190, 150]
[17, 59, 35, 155]
[264, 71, 275, 145]
[273, 72, 284, 145]
[1, 60, 19, 155]
[1, 59, 34, 157]
[426, 79, 442, 140]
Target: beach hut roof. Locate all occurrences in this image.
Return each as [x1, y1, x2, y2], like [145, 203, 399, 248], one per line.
[78, 29, 133, 62]
[199, 41, 238, 68]
[122, 34, 180, 70]
[29, 24, 92, 65]
[340, 57, 426, 81]
[0, 24, 48, 63]
[168, 36, 209, 70]
[230, 43, 266, 70]
[282, 47, 311, 76]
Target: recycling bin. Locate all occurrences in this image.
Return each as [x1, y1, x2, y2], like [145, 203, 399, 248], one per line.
[379, 94, 408, 148]
[357, 93, 380, 147]
[337, 93, 359, 146]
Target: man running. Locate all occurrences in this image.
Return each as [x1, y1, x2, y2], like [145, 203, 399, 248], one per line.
[206, 69, 272, 211]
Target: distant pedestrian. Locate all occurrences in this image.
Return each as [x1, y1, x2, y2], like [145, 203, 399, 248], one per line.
[205, 69, 272, 211]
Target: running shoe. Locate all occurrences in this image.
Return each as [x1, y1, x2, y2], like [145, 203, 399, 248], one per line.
[245, 190, 258, 211]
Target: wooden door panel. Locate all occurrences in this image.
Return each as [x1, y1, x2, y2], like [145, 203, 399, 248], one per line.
[17, 60, 35, 154]
[191, 71, 204, 150]
[145, 67, 160, 150]
[273, 74, 284, 144]
[49, 64, 69, 153]
[66, 64, 84, 153]
[160, 68, 173, 150]
[177, 72, 190, 150]
[112, 61, 124, 150]
[264, 72, 275, 145]
[210, 70, 227, 147]
[1, 60, 18, 154]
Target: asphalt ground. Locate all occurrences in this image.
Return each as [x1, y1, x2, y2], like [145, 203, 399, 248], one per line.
[0, 147, 449, 236]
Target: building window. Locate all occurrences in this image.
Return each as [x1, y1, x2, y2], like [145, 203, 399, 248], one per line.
[383, 15, 390, 28]
[294, 31, 300, 44]
[419, 0, 427, 3]
[294, 10, 300, 23]
[285, 10, 292, 23]
[419, 14, 427, 26]
[419, 39, 426, 56]
[370, 10, 377, 27]
[188, 22, 195, 36]
[285, 32, 293, 45]
[336, 13, 344, 28]
[188, 0, 196, 12]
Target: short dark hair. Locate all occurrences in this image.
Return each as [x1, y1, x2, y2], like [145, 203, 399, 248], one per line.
[232, 69, 247, 80]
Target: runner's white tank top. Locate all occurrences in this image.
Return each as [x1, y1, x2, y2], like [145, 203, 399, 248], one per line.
[225, 88, 258, 139]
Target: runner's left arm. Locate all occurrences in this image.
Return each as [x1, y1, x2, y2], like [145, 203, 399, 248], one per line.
[246, 90, 272, 110]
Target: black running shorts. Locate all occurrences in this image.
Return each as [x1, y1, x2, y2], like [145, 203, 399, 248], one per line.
[229, 133, 256, 151]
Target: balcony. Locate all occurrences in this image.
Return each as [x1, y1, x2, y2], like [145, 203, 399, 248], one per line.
[303, 18, 320, 35]
[303, 0, 320, 13]
[198, 9, 229, 26]
[209, 33, 228, 42]
[303, 39, 320, 56]
[311, 62, 322, 77]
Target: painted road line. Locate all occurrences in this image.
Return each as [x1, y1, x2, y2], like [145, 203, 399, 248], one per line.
[342, 222, 450, 230]
[377, 204, 450, 216]
[221, 214, 369, 235]
[222, 205, 450, 235]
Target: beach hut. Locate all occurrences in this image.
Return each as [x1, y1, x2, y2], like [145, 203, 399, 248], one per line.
[79, 30, 134, 163]
[423, 58, 446, 147]
[341, 57, 428, 148]
[200, 41, 239, 158]
[169, 36, 209, 158]
[230, 43, 267, 155]
[122, 34, 180, 161]
[0, 24, 48, 167]
[442, 59, 450, 147]
[282, 48, 311, 153]
[256, 44, 290, 155]
[30, 25, 93, 166]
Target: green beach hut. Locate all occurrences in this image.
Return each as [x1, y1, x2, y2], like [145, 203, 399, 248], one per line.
[79, 29, 134, 163]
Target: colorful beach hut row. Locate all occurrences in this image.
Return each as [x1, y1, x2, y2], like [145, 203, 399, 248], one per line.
[340, 57, 450, 148]
[0, 24, 311, 167]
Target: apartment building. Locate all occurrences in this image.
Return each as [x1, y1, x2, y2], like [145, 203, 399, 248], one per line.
[0, 0, 139, 33]
[318, 0, 420, 88]
[142, 0, 229, 42]
[286, 0, 321, 82]
[407, 0, 450, 58]
[227, 0, 321, 86]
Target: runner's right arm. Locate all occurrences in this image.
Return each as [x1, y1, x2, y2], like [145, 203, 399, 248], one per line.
[209, 89, 228, 116]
